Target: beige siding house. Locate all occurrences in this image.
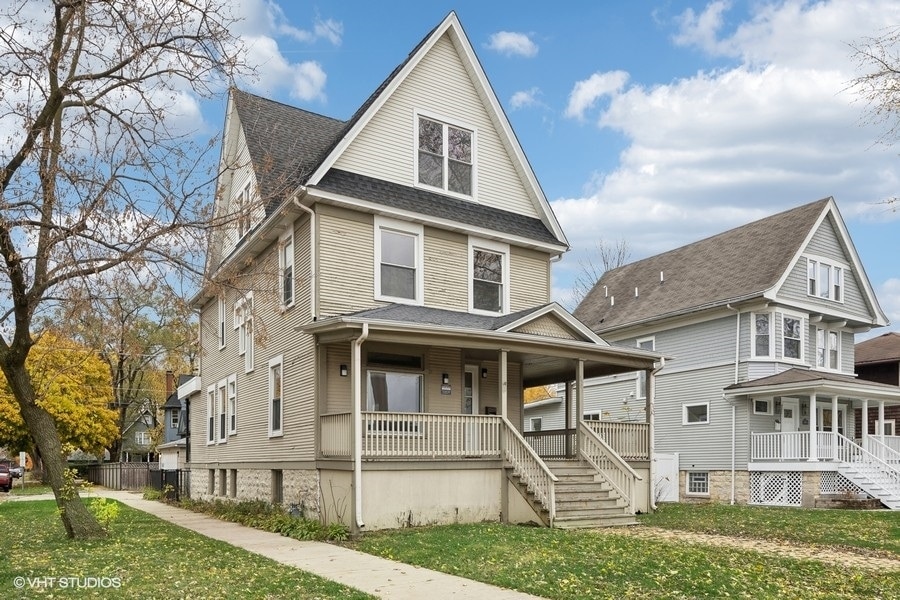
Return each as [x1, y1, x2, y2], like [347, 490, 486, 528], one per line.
[191, 12, 661, 532]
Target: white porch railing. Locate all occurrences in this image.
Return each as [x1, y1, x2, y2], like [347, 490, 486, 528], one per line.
[835, 434, 900, 496]
[502, 417, 557, 524]
[584, 421, 650, 461]
[579, 422, 641, 514]
[319, 412, 502, 459]
[863, 437, 900, 472]
[750, 432, 850, 461]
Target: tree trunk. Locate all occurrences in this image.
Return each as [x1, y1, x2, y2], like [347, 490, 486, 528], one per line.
[5, 364, 106, 539]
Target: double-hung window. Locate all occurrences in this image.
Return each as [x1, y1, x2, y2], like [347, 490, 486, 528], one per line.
[170, 409, 180, 430]
[218, 295, 226, 349]
[470, 238, 508, 314]
[269, 355, 283, 437]
[815, 328, 840, 371]
[206, 386, 215, 444]
[375, 217, 423, 304]
[279, 230, 294, 308]
[807, 257, 845, 302]
[235, 294, 254, 373]
[217, 380, 227, 443]
[227, 375, 237, 435]
[782, 314, 803, 361]
[752, 313, 772, 358]
[417, 115, 474, 197]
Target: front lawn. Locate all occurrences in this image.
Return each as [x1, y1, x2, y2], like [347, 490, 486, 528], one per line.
[640, 503, 900, 556]
[0, 500, 372, 599]
[350, 521, 899, 599]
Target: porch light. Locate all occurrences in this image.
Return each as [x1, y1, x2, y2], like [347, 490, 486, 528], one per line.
[481, 368, 488, 379]
[442, 373, 450, 385]
[339, 364, 348, 377]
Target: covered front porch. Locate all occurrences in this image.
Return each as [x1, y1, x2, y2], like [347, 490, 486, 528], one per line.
[304, 303, 662, 531]
[726, 369, 900, 509]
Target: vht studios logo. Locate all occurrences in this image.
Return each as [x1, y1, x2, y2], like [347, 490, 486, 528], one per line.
[13, 576, 122, 589]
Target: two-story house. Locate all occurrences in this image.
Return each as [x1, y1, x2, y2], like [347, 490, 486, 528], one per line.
[855, 332, 900, 442]
[573, 198, 900, 509]
[192, 12, 661, 532]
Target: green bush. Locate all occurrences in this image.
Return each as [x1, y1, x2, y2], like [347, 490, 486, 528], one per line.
[178, 498, 350, 542]
[142, 487, 163, 500]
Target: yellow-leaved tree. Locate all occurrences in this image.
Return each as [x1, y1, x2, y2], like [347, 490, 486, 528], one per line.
[0, 332, 118, 463]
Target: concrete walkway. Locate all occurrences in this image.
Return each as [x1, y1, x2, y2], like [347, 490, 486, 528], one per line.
[7, 489, 544, 600]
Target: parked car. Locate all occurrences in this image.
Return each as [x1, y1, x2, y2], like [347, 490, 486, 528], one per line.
[9, 466, 23, 478]
[0, 465, 11, 492]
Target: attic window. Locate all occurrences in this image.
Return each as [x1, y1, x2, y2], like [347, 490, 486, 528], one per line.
[417, 115, 473, 197]
[807, 257, 844, 302]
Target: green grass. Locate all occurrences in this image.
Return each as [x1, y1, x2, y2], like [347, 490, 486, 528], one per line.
[350, 522, 900, 600]
[6, 482, 52, 496]
[0, 499, 373, 599]
[640, 503, 900, 556]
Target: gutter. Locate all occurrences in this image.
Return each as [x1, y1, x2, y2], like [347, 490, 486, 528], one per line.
[725, 303, 740, 505]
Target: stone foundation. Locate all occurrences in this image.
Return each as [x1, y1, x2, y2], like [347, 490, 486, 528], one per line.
[189, 467, 320, 519]
[678, 470, 749, 504]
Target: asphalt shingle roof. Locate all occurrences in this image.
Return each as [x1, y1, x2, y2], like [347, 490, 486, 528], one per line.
[574, 198, 831, 333]
[315, 169, 560, 246]
[724, 367, 900, 394]
[856, 332, 900, 365]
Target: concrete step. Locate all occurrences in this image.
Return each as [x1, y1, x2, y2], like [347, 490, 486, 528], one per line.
[555, 506, 628, 519]
[553, 514, 637, 529]
[555, 490, 618, 503]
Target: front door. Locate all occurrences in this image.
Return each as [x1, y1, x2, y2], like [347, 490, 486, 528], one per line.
[780, 397, 800, 459]
[463, 366, 480, 454]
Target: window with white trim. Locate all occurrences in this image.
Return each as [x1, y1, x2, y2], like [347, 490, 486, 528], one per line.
[636, 337, 654, 399]
[807, 257, 844, 302]
[583, 412, 601, 421]
[170, 409, 180, 430]
[269, 355, 283, 437]
[686, 471, 709, 495]
[235, 294, 254, 373]
[753, 398, 773, 415]
[227, 374, 237, 435]
[469, 238, 508, 314]
[781, 314, 803, 361]
[417, 115, 474, 197]
[206, 386, 215, 444]
[529, 417, 543, 432]
[279, 230, 294, 308]
[135, 431, 151, 446]
[217, 379, 227, 443]
[375, 217, 423, 304]
[218, 295, 226, 349]
[815, 328, 840, 371]
[683, 402, 709, 424]
[751, 312, 772, 358]
[875, 420, 895, 436]
[236, 183, 252, 240]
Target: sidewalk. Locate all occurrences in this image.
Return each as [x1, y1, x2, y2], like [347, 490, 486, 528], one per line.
[64, 489, 542, 600]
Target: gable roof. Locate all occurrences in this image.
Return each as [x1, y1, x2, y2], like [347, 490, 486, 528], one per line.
[574, 198, 884, 334]
[856, 332, 900, 366]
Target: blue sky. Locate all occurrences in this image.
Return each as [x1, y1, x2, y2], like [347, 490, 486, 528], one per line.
[201, 0, 900, 335]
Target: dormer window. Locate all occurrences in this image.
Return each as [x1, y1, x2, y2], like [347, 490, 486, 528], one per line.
[807, 257, 844, 302]
[417, 115, 473, 197]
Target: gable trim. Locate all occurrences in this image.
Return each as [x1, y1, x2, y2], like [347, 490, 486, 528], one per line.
[497, 303, 608, 345]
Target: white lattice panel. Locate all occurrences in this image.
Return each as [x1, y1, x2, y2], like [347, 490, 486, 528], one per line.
[820, 472, 864, 495]
[750, 471, 802, 506]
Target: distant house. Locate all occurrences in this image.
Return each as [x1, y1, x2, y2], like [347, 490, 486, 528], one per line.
[157, 372, 198, 471]
[120, 401, 156, 463]
[190, 12, 662, 532]
[574, 198, 900, 509]
[855, 332, 900, 440]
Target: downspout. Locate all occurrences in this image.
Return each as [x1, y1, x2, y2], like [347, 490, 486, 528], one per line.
[292, 191, 316, 319]
[726, 303, 740, 505]
[648, 357, 664, 510]
[352, 323, 369, 530]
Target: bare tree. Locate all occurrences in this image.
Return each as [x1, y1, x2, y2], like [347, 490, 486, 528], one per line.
[570, 238, 631, 308]
[849, 25, 900, 209]
[0, 0, 247, 538]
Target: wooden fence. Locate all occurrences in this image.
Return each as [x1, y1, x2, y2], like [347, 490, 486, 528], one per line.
[85, 462, 159, 490]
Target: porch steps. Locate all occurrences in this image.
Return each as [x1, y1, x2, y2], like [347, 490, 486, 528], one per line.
[837, 464, 900, 510]
[548, 460, 637, 529]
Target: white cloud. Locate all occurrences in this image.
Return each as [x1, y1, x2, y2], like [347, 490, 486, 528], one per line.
[564, 71, 629, 120]
[240, 36, 327, 102]
[552, 0, 900, 311]
[510, 88, 541, 110]
[486, 31, 538, 57]
[877, 278, 900, 330]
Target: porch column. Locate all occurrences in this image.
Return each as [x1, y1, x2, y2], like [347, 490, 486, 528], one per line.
[565, 381, 573, 457]
[808, 393, 818, 462]
[861, 398, 869, 447]
[575, 359, 584, 457]
[351, 324, 368, 531]
[499, 350, 508, 419]
[831, 395, 839, 460]
[879, 400, 886, 440]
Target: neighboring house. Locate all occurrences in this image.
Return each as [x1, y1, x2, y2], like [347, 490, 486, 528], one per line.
[191, 12, 661, 532]
[120, 401, 157, 462]
[158, 373, 198, 470]
[855, 332, 900, 440]
[574, 198, 900, 509]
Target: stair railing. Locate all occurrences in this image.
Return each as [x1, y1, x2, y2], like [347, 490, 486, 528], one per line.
[864, 436, 900, 474]
[579, 422, 643, 514]
[502, 416, 557, 525]
[836, 434, 900, 499]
